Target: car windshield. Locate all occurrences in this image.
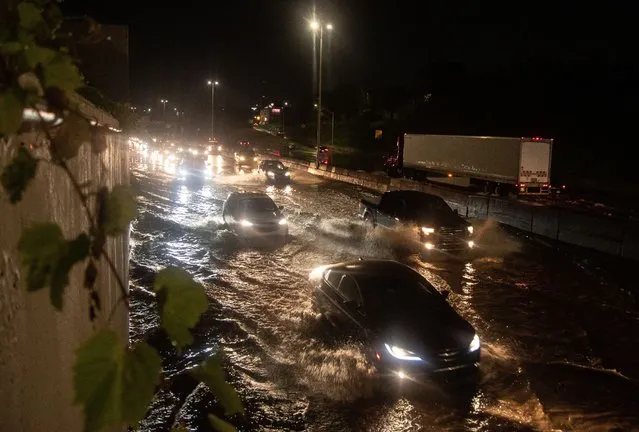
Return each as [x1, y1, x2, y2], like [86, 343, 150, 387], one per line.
[405, 195, 453, 216]
[240, 197, 277, 214]
[264, 161, 284, 170]
[356, 272, 444, 316]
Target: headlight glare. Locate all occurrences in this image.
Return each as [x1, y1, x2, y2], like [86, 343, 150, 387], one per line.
[384, 343, 422, 361]
[240, 220, 253, 227]
[467, 226, 474, 234]
[421, 227, 435, 235]
[469, 334, 480, 352]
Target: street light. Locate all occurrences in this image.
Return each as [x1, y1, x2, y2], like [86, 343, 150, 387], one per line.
[310, 19, 332, 168]
[160, 99, 168, 116]
[207, 80, 219, 139]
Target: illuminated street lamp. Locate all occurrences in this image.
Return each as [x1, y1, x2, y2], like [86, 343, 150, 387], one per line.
[310, 19, 333, 167]
[207, 80, 219, 139]
[160, 99, 168, 116]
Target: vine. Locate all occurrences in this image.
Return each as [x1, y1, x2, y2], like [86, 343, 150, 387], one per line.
[0, 1, 243, 431]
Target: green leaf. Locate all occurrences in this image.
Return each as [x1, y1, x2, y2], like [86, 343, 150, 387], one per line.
[208, 414, 237, 432]
[17, 2, 43, 30]
[121, 342, 162, 424]
[0, 88, 25, 137]
[192, 355, 244, 417]
[42, 55, 83, 93]
[23, 45, 56, 68]
[74, 329, 122, 432]
[74, 330, 162, 431]
[17, 223, 65, 292]
[18, 225, 90, 310]
[103, 185, 137, 235]
[1, 147, 38, 203]
[153, 267, 207, 350]
[0, 42, 23, 55]
[51, 112, 91, 159]
[50, 233, 90, 310]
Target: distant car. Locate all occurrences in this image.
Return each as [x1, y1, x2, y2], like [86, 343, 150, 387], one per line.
[238, 140, 252, 149]
[310, 259, 480, 378]
[318, 146, 329, 165]
[234, 148, 257, 167]
[359, 190, 475, 254]
[177, 154, 209, 181]
[258, 160, 290, 183]
[222, 192, 288, 239]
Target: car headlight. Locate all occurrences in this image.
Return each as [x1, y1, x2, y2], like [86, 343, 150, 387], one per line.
[467, 226, 474, 234]
[240, 220, 253, 227]
[253, 157, 258, 161]
[239, 156, 245, 161]
[384, 343, 422, 361]
[218, 145, 222, 151]
[284, 171, 290, 177]
[278, 218, 287, 225]
[421, 227, 435, 235]
[469, 334, 480, 352]
[267, 171, 275, 177]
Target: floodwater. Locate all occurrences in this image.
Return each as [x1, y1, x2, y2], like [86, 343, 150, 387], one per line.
[129, 146, 639, 431]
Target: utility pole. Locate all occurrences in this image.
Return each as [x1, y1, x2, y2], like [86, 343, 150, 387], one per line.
[315, 25, 323, 168]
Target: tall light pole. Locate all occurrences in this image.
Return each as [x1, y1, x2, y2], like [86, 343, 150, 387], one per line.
[207, 80, 219, 140]
[310, 20, 332, 168]
[160, 99, 168, 117]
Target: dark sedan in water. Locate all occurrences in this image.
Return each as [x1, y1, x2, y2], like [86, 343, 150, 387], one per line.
[310, 259, 480, 379]
[258, 160, 290, 184]
[222, 192, 288, 240]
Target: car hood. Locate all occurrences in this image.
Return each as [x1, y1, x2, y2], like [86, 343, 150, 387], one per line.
[241, 210, 282, 223]
[412, 211, 468, 230]
[375, 302, 475, 354]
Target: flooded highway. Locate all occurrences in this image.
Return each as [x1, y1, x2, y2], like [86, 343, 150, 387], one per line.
[129, 145, 639, 431]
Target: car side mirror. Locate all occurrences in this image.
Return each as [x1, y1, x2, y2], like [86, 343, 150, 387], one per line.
[278, 205, 284, 210]
[441, 290, 450, 300]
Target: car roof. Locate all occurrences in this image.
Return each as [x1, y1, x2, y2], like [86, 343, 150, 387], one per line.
[324, 259, 417, 277]
[227, 192, 272, 200]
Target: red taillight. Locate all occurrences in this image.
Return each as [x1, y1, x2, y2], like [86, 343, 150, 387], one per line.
[542, 183, 548, 188]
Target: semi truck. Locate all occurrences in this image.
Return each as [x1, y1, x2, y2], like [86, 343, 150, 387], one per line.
[385, 134, 553, 195]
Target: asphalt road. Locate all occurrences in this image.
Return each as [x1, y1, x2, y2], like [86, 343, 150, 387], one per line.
[129, 142, 639, 431]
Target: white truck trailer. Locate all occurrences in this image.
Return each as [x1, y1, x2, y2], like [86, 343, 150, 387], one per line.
[397, 134, 553, 195]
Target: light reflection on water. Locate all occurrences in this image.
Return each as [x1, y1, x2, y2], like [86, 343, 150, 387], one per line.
[129, 145, 639, 432]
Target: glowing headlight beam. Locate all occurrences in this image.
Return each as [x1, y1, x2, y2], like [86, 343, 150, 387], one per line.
[469, 334, 480, 352]
[384, 344, 422, 361]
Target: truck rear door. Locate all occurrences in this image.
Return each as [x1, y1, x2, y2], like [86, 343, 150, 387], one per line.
[518, 139, 552, 194]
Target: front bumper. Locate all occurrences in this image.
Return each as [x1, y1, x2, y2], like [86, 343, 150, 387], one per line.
[419, 230, 475, 253]
[238, 224, 288, 238]
[266, 174, 291, 183]
[373, 347, 480, 378]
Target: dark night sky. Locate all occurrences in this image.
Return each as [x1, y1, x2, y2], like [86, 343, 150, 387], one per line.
[59, 1, 637, 115]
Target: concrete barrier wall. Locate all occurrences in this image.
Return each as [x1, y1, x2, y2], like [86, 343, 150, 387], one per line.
[0, 132, 129, 431]
[273, 154, 639, 261]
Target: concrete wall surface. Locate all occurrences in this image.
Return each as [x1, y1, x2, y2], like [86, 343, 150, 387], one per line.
[0, 132, 129, 431]
[275, 155, 639, 261]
